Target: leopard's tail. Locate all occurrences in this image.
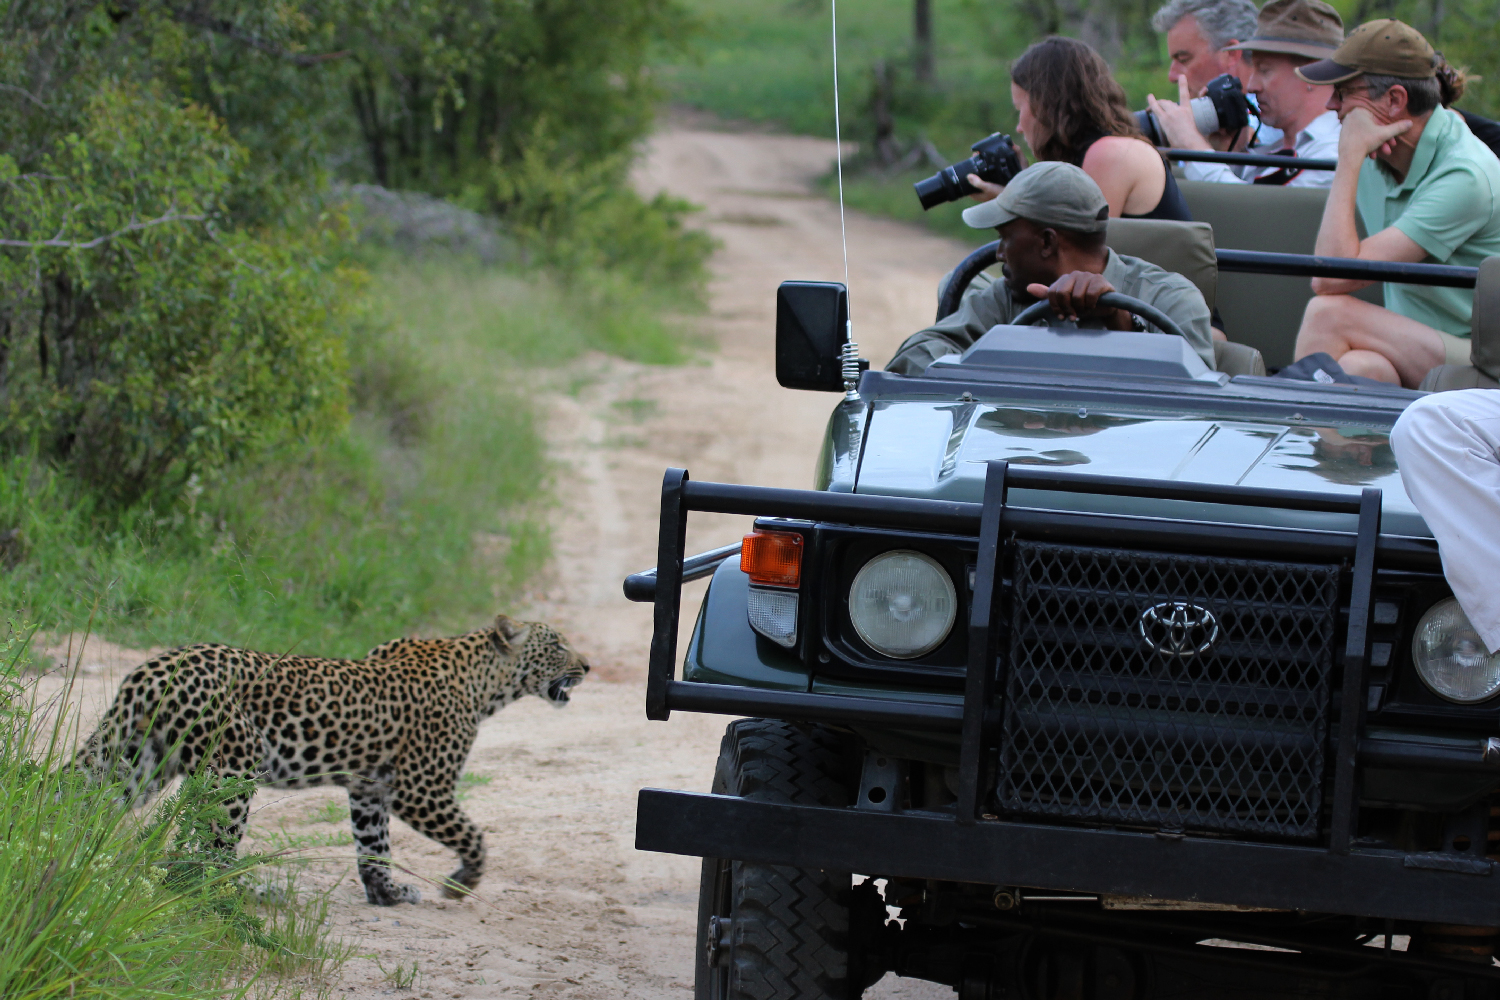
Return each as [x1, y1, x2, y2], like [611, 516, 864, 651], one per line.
[76, 665, 184, 807]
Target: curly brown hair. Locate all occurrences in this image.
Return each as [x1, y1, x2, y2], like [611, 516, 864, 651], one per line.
[1010, 36, 1148, 165]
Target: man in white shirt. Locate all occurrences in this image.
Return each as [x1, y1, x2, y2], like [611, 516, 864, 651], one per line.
[1391, 389, 1500, 655]
[1148, 0, 1344, 188]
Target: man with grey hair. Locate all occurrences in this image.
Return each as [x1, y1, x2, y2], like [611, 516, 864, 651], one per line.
[1148, 0, 1343, 188]
[1151, 0, 1280, 151]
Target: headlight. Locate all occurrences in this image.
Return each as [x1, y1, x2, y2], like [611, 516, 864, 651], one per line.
[849, 550, 957, 659]
[1411, 597, 1500, 704]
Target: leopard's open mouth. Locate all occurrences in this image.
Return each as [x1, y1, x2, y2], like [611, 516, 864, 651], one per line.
[546, 674, 582, 705]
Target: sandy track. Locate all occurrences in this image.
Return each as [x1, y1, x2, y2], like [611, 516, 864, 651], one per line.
[40, 119, 971, 998]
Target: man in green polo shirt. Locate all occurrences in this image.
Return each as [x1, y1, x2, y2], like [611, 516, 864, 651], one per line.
[1292, 19, 1500, 387]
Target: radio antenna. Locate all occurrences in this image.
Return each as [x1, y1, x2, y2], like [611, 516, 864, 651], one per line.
[830, 0, 862, 402]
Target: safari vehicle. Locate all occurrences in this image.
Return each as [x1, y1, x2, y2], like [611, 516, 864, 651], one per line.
[626, 177, 1500, 999]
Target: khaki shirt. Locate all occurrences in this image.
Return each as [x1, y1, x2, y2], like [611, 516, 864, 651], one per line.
[886, 249, 1215, 376]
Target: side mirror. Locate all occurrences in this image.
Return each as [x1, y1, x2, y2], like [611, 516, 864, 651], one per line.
[776, 281, 848, 391]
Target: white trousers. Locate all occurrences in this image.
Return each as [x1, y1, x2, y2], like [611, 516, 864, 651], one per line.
[1390, 389, 1500, 653]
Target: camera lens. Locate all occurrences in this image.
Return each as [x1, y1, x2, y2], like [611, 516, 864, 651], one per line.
[1134, 109, 1164, 146]
[1189, 96, 1221, 136]
[914, 169, 958, 210]
[911, 136, 1019, 210]
[914, 159, 978, 210]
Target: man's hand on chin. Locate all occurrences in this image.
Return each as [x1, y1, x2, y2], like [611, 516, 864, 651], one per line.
[1338, 106, 1413, 161]
[1026, 272, 1133, 331]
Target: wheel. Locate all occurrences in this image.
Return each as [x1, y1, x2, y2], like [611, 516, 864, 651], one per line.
[694, 719, 866, 1000]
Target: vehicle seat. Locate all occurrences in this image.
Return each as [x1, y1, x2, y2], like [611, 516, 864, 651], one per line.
[1106, 218, 1217, 310]
[1418, 255, 1500, 391]
[1106, 218, 1263, 375]
[1213, 339, 1267, 377]
[1178, 181, 1379, 369]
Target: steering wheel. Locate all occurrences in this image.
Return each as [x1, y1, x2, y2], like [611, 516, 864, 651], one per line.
[935, 240, 1190, 344]
[1011, 291, 1190, 343]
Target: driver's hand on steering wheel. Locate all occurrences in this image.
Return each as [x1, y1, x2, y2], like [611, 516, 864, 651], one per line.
[1026, 272, 1133, 331]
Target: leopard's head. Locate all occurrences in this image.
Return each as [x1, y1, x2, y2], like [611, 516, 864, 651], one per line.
[489, 615, 590, 708]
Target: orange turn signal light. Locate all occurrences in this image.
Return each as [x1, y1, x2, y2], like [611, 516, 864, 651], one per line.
[740, 530, 803, 588]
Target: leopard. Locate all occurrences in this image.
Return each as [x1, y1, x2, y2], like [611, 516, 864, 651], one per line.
[76, 614, 589, 905]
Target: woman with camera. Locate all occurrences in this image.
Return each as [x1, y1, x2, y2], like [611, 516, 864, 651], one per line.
[966, 36, 1192, 221]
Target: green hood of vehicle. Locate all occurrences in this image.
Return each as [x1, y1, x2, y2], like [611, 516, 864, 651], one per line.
[855, 399, 1427, 536]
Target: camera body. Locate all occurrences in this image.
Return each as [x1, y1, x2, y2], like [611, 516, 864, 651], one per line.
[914, 133, 1024, 210]
[1135, 73, 1253, 146]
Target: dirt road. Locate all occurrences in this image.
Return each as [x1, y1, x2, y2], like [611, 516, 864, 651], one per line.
[43, 119, 973, 998]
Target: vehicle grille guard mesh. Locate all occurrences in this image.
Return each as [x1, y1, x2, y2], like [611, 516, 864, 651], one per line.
[997, 541, 1340, 840]
[641, 464, 1399, 855]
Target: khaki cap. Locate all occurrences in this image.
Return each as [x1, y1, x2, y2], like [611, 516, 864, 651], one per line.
[962, 161, 1110, 233]
[1296, 18, 1437, 85]
[1224, 0, 1344, 60]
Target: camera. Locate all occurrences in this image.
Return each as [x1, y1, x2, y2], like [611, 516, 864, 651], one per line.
[1134, 73, 1252, 146]
[913, 133, 1024, 210]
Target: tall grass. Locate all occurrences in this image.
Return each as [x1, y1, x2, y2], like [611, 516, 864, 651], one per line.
[0, 626, 350, 1000]
[0, 305, 544, 656]
[0, 243, 703, 657]
[374, 259, 703, 368]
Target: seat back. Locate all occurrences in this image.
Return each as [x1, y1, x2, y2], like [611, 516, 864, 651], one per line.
[1472, 255, 1500, 379]
[1178, 181, 1379, 368]
[1214, 339, 1267, 377]
[1104, 217, 1264, 375]
[1419, 255, 1500, 390]
[1105, 218, 1217, 310]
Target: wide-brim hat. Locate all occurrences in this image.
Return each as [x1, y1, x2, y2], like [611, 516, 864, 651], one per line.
[1223, 0, 1343, 60]
[1296, 18, 1437, 85]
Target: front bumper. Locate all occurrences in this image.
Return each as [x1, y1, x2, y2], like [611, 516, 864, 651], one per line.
[636, 787, 1500, 925]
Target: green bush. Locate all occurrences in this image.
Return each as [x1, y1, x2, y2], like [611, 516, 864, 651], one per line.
[0, 84, 351, 505]
[0, 251, 555, 657]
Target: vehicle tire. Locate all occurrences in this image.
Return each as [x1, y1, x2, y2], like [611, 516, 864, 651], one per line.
[694, 719, 864, 1000]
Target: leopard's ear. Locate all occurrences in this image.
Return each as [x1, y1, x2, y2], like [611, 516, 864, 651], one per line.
[490, 614, 528, 651]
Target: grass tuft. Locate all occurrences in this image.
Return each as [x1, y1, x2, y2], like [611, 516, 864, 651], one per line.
[454, 772, 493, 803]
[0, 626, 351, 1000]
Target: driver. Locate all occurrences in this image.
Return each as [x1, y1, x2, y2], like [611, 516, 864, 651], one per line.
[886, 162, 1215, 375]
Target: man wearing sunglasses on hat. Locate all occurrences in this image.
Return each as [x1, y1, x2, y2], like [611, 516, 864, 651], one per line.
[1291, 20, 1500, 387]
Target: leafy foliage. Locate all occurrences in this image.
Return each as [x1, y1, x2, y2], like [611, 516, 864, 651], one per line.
[0, 85, 350, 503]
[0, 253, 555, 657]
[1, 0, 706, 506]
[329, 0, 693, 190]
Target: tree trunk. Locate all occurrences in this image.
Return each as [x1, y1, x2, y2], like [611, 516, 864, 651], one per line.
[913, 0, 933, 85]
[350, 67, 390, 188]
[872, 60, 899, 166]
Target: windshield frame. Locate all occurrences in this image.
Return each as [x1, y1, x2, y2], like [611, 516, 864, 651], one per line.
[862, 367, 1422, 428]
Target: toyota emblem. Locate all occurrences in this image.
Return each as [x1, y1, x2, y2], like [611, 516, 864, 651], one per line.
[1137, 601, 1220, 658]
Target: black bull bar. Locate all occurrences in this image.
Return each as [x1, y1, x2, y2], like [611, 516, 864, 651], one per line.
[627, 464, 1500, 926]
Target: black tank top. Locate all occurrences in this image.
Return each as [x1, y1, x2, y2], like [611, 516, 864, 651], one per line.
[1074, 133, 1193, 222]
